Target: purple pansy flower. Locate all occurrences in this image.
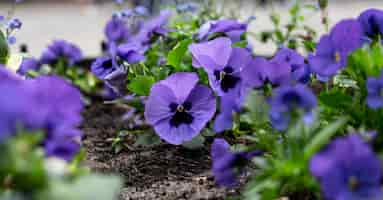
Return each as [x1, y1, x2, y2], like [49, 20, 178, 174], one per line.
[366, 72, 383, 109]
[308, 19, 365, 80]
[310, 134, 382, 200]
[0, 70, 83, 161]
[269, 84, 317, 131]
[104, 17, 130, 44]
[198, 19, 247, 43]
[144, 72, 216, 145]
[271, 48, 311, 84]
[189, 37, 252, 96]
[40, 40, 83, 66]
[17, 57, 41, 75]
[358, 9, 383, 39]
[134, 10, 171, 47]
[91, 56, 127, 95]
[117, 42, 145, 63]
[241, 57, 291, 88]
[213, 95, 239, 133]
[91, 57, 117, 79]
[211, 138, 261, 187]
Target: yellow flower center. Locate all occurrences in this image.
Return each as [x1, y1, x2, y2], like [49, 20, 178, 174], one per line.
[177, 105, 185, 112]
[334, 51, 341, 62]
[348, 176, 359, 190]
[220, 71, 226, 81]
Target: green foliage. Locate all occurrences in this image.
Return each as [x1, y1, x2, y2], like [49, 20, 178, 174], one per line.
[346, 42, 383, 86]
[167, 38, 192, 70]
[244, 118, 347, 200]
[128, 75, 155, 96]
[0, 31, 9, 64]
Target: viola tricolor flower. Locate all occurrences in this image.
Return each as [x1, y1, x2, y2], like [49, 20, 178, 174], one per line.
[211, 138, 261, 187]
[91, 56, 127, 95]
[145, 72, 216, 145]
[241, 57, 291, 88]
[366, 72, 383, 109]
[17, 57, 41, 75]
[310, 134, 382, 200]
[308, 19, 365, 80]
[271, 48, 311, 84]
[134, 10, 171, 47]
[189, 37, 251, 132]
[358, 9, 383, 39]
[0, 69, 83, 161]
[189, 37, 251, 96]
[198, 19, 247, 43]
[117, 42, 145, 63]
[104, 17, 130, 44]
[40, 40, 83, 66]
[91, 57, 116, 79]
[269, 84, 317, 131]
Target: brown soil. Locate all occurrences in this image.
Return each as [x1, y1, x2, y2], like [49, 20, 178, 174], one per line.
[81, 102, 243, 200]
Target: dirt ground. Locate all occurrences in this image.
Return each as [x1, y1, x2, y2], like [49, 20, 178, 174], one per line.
[81, 102, 243, 200]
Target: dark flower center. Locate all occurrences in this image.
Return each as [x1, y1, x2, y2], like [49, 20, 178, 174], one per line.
[368, 16, 381, 36]
[213, 66, 240, 93]
[283, 92, 303, 110]
[103, 59, 114, 69]
[169, 102, 194, 127]
[348, 176, 359, 191]
[285, 56, 291, 62]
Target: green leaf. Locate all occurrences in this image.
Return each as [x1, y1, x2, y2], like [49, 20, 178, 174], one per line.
[182, 134, 205, 149]
[167, 38, 192, 69]
[319, 89, 353, 108]
[134, 132, 161, 146]
[304, 117, 347, 158]
[128, 75, 155, 96]
[244, 90, 270, 126]
[0, 31, 9, 64]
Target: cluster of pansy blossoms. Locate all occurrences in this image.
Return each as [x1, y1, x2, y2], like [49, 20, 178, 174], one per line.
[136, 7, 383, 199]
[9, 0, 383, 198]
[91, 8, 171, 97]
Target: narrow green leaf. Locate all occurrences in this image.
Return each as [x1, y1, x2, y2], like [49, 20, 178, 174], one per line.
[304, 117, 347, 158]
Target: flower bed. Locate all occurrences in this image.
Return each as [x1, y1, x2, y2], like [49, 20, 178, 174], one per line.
[3, 1, 383, 200]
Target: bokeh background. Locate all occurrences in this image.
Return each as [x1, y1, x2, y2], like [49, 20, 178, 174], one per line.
[2, 0, 383, 57]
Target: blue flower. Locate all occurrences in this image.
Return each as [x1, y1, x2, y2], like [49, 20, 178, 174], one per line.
[211, 138, 261, 187]
[310, 134, 382, 200]
[189, 37, 252, 96]
[133, 10, 171, 47]
[198, 19, 247, 43]
[17, 57, 41, 75]
[117, 42, 145, 63]
[366, 72, 383, 109]
[91, 56, 127, 95]
[269, 84, 317, 131]
[241, 57, 291, 88]
[0, 71, 83, 161]
[358, 9, 383, 39]
[104, 17, 130, 44]
[144, 72, 216, 145]
[308, 19, 365, 80]
[271, 48, 311, 84]
[40, 40, 83, 66]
